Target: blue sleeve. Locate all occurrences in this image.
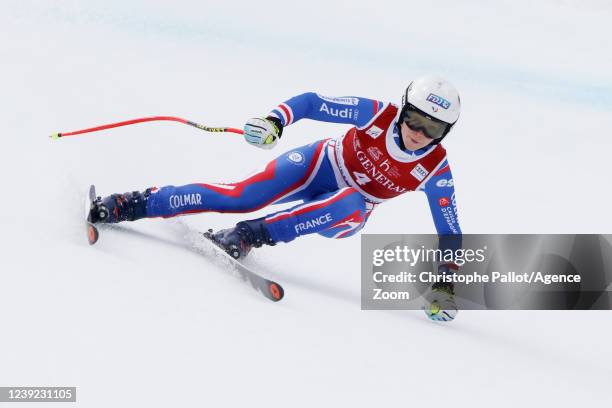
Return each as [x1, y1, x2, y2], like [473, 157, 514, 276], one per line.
[422, 160, 463, 270]
[421, 159, 462, 238]
[267, 92, 384, 128]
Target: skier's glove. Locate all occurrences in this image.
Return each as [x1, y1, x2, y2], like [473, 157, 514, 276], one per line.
[243, 117, 284, 149]
[423, 264, 459, 322]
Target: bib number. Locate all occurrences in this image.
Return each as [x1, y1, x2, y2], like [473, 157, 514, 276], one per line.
[353, 171, 371, 186]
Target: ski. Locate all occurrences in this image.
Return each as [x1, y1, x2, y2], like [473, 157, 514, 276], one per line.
[200, 230, 285, 302]
[82, 186, 283, 302]
[85, 185, 100, 245]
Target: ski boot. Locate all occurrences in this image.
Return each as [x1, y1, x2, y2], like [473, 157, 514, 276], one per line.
[89, 189, 152, 224]
[206, 218, 276, 260]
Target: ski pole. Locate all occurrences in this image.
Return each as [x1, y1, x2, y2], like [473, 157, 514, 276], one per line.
[49, 116, 244, 139]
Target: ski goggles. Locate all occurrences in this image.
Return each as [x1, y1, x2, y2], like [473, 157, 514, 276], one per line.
[402, 107, 450, 140]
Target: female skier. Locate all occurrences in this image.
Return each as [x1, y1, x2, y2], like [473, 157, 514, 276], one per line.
[89, 75, 463, 321]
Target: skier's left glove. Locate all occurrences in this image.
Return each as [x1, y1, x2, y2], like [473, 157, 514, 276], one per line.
[423, 264, 459, 322]
[243, 116, 284, 150]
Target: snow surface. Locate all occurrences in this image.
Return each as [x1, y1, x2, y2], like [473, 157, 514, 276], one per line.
[1, 0, 611, 406]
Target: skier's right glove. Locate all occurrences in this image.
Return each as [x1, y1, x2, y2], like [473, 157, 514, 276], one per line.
[243, 117, 284, 150]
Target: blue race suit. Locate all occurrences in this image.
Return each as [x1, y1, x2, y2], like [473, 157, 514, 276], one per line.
[145, 92, 462, 243]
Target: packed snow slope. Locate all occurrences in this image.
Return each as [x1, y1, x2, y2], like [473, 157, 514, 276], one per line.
[1, 1, 611, 407]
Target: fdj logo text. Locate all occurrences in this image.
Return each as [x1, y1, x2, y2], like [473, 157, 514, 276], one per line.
[426, 93, 451, 109]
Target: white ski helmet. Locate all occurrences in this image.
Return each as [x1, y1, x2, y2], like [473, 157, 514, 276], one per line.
[400, 75, 461, 144]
